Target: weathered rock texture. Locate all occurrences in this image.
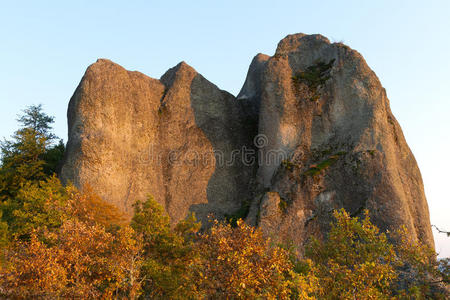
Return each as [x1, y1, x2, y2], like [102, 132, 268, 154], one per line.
[61, 33, 434, 250]
[241, 34, 434, 249]
[61, 59, 254, 224]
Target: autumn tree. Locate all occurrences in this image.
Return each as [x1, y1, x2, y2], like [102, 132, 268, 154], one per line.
[305, 209, 398, 299]
[65, 184, 127, 229]
[304, 209, 449, 299]
[1, 222, 142, 298]
[0, 232, 67, 298]
[194, 219, 317, 299]
[0, 181, 141, 299]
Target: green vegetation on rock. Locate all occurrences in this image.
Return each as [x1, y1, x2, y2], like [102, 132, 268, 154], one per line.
[303, 151, 346, 177]
[292, 59, 335, 101]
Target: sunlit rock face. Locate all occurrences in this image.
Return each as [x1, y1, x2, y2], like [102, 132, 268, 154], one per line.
[241, 33, 433, 249]
[61, 33, 434, 250]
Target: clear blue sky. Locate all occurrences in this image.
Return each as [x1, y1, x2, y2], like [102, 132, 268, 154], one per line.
[1, 0, 449, 256]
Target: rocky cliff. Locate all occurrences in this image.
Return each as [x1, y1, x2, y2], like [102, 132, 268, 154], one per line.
[61, 33, 434, 249]
[240, 34, 434, 249]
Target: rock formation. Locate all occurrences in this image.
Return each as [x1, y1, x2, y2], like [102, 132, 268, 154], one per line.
[61, 33, 434, 250]
[61, 59, 255, 224]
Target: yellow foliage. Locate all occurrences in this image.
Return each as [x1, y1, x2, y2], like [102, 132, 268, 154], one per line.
[305, 209, 398, 299]
[195, 219, 318, 299]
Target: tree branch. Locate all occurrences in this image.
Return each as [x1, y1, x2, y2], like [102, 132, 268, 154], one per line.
[432, 225, 450, 237]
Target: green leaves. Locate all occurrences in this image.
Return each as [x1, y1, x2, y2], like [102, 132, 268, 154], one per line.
[292, 59, 335, 101]
[0, 104, 64, 202]
[305, 209, 397, 299]
[131, 197, 201, 299]
[5, 176, 68, 239]
[17, 104, 55, 138]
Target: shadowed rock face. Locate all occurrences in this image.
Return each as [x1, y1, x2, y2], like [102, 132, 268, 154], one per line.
[61, 33, 434, 250]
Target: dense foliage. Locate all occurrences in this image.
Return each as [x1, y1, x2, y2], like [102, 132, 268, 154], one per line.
[0, 106, 448, 299]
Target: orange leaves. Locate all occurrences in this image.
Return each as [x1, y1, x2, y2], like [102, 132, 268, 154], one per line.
[0, 181, 141, 299]
[1, 232, 67, 298]
[65, 184, 127, 228]
[1, 221, 141, 299]
[194, 219, 305, 299]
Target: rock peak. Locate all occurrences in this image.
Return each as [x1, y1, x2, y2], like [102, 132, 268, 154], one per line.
[160, 61, 197, 88]
[95, 58, 115, 64]
[89, 58, 125, 70]
[275, 33, 330, 54]
[173, 60, 196, 73]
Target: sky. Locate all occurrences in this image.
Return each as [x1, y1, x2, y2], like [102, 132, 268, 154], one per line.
[0, 0, 449, 256]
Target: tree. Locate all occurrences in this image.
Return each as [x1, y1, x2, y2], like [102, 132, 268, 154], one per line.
[16, 104, 55, 138]
[0, 126, 48, 200]
[0, 105, 65, 246]
[65, 184, 127, 229]
[0, 104, 64, 201]
[131, 196, 201, 299]
[393, 227, 449, 298]
[1, 221, 141, 299]
[42, 139, 65, 176]
[0, 232, 67, 298]
[304, 209, 449, 299]
[1, 176, 68, 240]
[305, 209, 398, 299]
[194, 219, 316, 299]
